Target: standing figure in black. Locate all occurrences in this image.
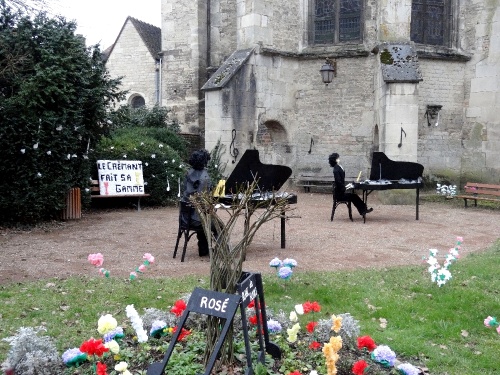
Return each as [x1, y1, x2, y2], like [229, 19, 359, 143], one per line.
[181, 149, 212, 256]
[328, 152, 373, 218]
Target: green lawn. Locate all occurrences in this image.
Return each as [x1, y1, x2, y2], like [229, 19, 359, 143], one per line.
[1, 240, 500, 374]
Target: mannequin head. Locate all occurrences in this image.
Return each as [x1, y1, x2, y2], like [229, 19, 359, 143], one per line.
[328, 152, 340, 167]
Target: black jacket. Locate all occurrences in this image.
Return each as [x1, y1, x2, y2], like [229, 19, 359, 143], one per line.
[332, 164, 346, 198]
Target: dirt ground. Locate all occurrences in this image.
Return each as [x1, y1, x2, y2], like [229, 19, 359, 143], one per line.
[1, 191, 499, 285]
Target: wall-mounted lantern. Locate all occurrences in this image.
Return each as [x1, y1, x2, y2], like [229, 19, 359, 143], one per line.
[320, 58, 337, 86]
[425, 105, 443, 126]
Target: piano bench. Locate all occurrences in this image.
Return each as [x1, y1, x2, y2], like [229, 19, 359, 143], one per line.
[455, 182, 500, 208]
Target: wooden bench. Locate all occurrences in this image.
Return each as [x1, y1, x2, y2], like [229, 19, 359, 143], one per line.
[91, 180, 150, 211]
[455, 182, 500, 207]
[296, 174, 335, 192]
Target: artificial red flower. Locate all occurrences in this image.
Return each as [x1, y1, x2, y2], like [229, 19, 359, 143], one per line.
[249, 315, 258, 325]
[288, 371, 302, 375]
[352, 360, 369, 375]
[170, 299, 187, 317]
[309, 341, 321, 350]
[306, 321, 318, 333]
[79, 338, 109, 357]
[96, 361, 108, 375]
[357, 335, 377, 352]
[248, 300, 255, 308]
[303, 301, 321, 313]
[172, 326, 191, 341]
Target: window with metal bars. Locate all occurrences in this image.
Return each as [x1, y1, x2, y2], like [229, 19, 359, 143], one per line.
[312, 0, 363, 45]
[410, 0, 451, 46]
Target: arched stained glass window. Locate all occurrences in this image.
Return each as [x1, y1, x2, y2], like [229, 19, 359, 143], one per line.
[312, 0, 362, 45]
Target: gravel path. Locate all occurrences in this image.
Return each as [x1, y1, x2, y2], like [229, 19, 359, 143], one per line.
[1, 191, 498, 284]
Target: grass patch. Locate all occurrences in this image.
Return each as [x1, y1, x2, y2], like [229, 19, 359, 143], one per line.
[1, 241, 500, 374]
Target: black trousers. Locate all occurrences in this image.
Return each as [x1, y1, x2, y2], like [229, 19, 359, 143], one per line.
[339, 192, 367, 215]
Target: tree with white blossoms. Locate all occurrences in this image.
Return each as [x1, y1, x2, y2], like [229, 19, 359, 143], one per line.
[189, 179, 294, 367]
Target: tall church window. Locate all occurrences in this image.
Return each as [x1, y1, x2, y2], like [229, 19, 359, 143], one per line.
[411, 0, 451, 46]
[312, 0, 363, 45]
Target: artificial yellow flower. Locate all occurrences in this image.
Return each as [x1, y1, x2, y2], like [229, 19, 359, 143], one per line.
[331, 314, 343, 333]
[97, 314, 118, 334]
[322, 335, 342, 375]
[104, 339, 120, 354]
[287, 323, 300, 343]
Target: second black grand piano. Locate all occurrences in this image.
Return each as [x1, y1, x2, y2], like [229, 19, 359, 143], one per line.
[354, 152, 424, 220]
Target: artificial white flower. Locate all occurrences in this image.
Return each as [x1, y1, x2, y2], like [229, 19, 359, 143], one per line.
[56, 125, 63, 131]
[295, 304, 304, 315]
[33, 143, 38, 149]
[159, 144, 163, 148]
[36, 172, 42, 177]
[125, 305, 148, 343]
[20, 149, 25, 154]
[46, 150, 51, 155]
[151, 154, 156, 158]
[289, 311, 298, 322]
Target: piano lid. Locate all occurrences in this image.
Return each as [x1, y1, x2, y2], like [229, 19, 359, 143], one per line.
[225, 150, 292, 193]
[369, 152, 424, 181]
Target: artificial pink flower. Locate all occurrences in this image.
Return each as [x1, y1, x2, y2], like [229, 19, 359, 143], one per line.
[143, 253, 155, 263]
[497, 326, 500, 335]
[138, 264, 147, 272]
[456, 236, 463, 242]
[88, 253, 104, 267]
[484, 316, 497, 328]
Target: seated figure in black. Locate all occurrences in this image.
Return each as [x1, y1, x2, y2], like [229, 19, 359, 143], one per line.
[328, 152, 373, 218]
[181, 149, 212, 256]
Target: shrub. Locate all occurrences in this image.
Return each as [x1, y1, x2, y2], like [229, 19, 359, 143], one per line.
[92, 129, 187, 206]
[0, 7, 123, 224]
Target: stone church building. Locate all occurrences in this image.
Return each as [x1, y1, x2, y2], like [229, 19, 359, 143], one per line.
[106, 0, 500, 186]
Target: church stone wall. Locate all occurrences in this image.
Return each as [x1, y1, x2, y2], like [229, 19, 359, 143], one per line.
[167, 0, 500, 185]
[209, 0, 237, 67]
[161, 0, 207, 133]
[106, 21, 158, 106]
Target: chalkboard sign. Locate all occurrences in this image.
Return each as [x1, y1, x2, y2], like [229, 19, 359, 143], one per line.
[147, 288, 241, 375]
[237, 272, 282, 364]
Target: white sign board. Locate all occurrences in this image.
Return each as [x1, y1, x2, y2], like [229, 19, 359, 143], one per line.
[97, 160, 146, 196]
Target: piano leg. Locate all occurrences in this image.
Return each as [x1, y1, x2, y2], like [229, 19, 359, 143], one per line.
[281, 209, 286, 249]
[416, 188, 420, 220]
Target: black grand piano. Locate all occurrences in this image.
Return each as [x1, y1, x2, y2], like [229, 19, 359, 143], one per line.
[220, 149, 297, 248]
[353, 152, 424, 220]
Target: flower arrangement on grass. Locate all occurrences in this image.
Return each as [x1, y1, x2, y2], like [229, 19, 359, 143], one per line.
[270, 257, 297, 281]
[2, 295, 425, 375]
[484, 316, 500, 334]
[423, 236, 462, 287]
[436, 183, 457, 197]
[87, 252, 156, 280]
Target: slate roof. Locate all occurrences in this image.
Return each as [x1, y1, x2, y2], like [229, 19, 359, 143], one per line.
[102, 16, 161, 62]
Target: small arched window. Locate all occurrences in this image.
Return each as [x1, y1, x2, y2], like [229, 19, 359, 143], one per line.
[130, 95, 145, 109]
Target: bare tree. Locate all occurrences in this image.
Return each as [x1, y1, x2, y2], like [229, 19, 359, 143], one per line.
[190, 180, 295, 367]
[1, 0, 53, 14]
